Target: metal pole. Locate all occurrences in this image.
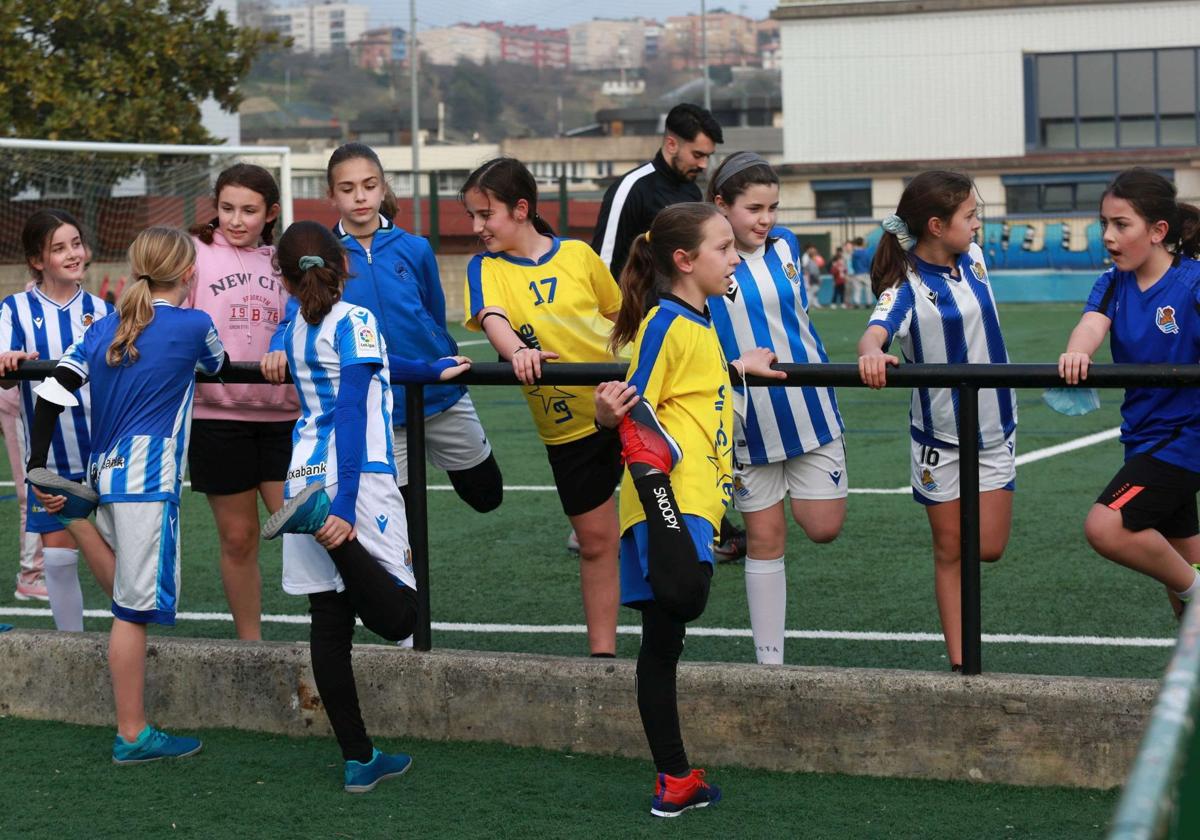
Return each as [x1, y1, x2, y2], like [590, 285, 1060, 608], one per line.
[409, 0, 421, 236]
[279, 149, 293, 230]
[428, 171, 440, 253]
[405, 386, 431, 651]
[958, 386, 982, 675]
[558, 174, 568, 236]
[701, 0, 710, 112]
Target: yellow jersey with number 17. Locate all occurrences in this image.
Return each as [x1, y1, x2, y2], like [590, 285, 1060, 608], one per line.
[465, 237, 620, 445]
[618, 294, 734, 536]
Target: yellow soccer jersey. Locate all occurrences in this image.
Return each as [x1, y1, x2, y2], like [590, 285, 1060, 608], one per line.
[465, 238, 621, 445]
[618, 294, 734, 536]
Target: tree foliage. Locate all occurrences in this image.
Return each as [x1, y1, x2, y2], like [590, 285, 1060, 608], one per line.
[0, 0, 276, 144]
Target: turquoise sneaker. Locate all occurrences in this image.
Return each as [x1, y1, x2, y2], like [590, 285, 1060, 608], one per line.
[112, 725, 202, 765]
[261, 482, 331, 540]
[344, 748, 413, 793]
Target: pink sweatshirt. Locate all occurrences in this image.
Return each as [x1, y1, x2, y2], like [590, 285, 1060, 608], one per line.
[187, 230, 300, 422]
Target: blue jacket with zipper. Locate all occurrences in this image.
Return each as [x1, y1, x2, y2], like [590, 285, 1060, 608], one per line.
[334, 214, 465, 425]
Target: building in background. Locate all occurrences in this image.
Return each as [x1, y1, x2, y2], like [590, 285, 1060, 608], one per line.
[353, 26, 407, 72]
[264, 0, 369, 54]
[568, 19, 645, 71]
[662, 11, 758, 70]
[774, 0, 1200, 246]
[418, 25, 502, 65]
[477, 22, 569, 69]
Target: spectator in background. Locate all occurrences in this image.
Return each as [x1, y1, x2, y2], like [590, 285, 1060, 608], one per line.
[849, 236, 873, 308]
[801, 245, 824, 308]
[830, 247, 847, 309]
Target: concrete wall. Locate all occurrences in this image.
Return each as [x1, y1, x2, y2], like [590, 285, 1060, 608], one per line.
[0, 630, 1155, 789]
[779, 2, 1200, 164]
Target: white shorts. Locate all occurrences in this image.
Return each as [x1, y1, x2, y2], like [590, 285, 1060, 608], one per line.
[393, 394, 492, 486]
[732, 438, 849, 513]
[911, 433, 1016, 505]
[97, 499, 181, 625]
[282, 472, 416, 595]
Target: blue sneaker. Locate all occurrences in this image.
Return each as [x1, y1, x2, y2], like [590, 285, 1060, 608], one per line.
[261, 482, 331, 540]
[26, 468, 98, 522]
[0, 624, 12, 632]
[344, 748, 413, 793]
[112, 725, 202, 765]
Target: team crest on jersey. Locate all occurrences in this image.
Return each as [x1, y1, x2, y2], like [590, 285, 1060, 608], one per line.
[971, 262, 987, 282]
[732, 474, 749, 498]
[81, 313, 95, 327]
[920, 468, 938, 492]
[783, 262, 798, 281]
[1157, 306, 1180, 335]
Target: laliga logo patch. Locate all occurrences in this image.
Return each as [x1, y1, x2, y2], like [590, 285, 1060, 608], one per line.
[971, 261, 987, 282]
[375, 513, 389, 533]
[874, 289, 895, 314]
[784, 262, 798, 282]
[356, 326, 377, 349]
[1157, 305, 1179, 335]
[920, 468, 938, 492]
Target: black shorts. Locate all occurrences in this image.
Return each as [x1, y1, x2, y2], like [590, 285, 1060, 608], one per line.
[1097, 454, 1200, 538]
[188, 419, 294, 496]
[545, 428, 622, 517]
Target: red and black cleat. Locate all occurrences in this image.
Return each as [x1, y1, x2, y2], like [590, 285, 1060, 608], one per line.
[618, 401, 682, 479]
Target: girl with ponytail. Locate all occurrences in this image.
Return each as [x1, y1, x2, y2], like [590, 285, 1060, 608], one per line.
[326, 143, 503, 520]
[856, 170, 1017, 672]
[1060, 168, 1200, 621]
[265, 220, 469, 792]
[462, 156, 625, 658]
[184, 163, 297, 641]
[595, 202, 783, 817]
[25, 225, 229, 763]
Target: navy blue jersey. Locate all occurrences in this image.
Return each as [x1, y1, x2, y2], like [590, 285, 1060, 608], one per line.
[1084, 257, 1200, 470]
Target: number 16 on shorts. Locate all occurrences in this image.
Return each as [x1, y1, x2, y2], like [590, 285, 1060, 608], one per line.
[909, 434, 1016, 505]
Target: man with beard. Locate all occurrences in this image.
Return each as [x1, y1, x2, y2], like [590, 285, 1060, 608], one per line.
[593, 103, 724, 282]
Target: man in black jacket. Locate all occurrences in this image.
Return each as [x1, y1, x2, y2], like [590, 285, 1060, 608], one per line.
[592, 103, 724, 281]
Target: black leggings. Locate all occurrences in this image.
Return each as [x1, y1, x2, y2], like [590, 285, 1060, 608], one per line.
[400, 452, 503, 513]
[631, 471, 714, 776]
[308, 538, 418, 763]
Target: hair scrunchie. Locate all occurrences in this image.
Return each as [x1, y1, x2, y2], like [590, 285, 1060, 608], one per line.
[882, 214, 917, 252]
[643, 231, 651, 244]
[136, 274, 154, 283]
[298, 255, 325, 271]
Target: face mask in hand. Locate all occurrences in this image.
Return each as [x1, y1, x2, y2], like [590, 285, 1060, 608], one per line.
[1042, 387, 1101, 417]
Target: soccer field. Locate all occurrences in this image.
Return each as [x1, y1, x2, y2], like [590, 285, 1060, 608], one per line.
[0, 302, 1166, 837]
[0, 303, 1179, 678]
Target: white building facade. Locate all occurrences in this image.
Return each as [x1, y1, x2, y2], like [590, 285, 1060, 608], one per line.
[266, 1, 369, 55]
[774, 0, 1200, 222]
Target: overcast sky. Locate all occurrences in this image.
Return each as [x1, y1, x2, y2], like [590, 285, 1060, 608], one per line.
[361, 0, 781, 30]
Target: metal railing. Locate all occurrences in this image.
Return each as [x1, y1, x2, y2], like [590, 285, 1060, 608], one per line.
[7, 359, 1200, 677]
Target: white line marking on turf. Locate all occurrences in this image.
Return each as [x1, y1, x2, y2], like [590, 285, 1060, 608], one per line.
[0, 608, 1173, 647]
[0, 428, 1124, 495]
[456, 339, 490, 347]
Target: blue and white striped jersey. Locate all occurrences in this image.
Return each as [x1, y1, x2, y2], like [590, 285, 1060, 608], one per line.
[868, 243, 1016, 447]
[0, 286, 113, 477]
[59, 300, 225, 502]
[709, 227, 843, 465]
[283, 301, 396, 500]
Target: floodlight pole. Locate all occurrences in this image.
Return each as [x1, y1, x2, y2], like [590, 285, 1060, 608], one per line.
[701, 0, 711, 112]
[409, 0, 421, 237]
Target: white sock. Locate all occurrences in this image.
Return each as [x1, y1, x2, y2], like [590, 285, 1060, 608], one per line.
[745, 556, 787, 665]
[43, 547, 84, 632]
[1176, 569, 1200, 601]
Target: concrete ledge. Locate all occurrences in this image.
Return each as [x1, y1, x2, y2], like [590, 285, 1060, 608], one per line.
[0, 630, 1155, 789]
